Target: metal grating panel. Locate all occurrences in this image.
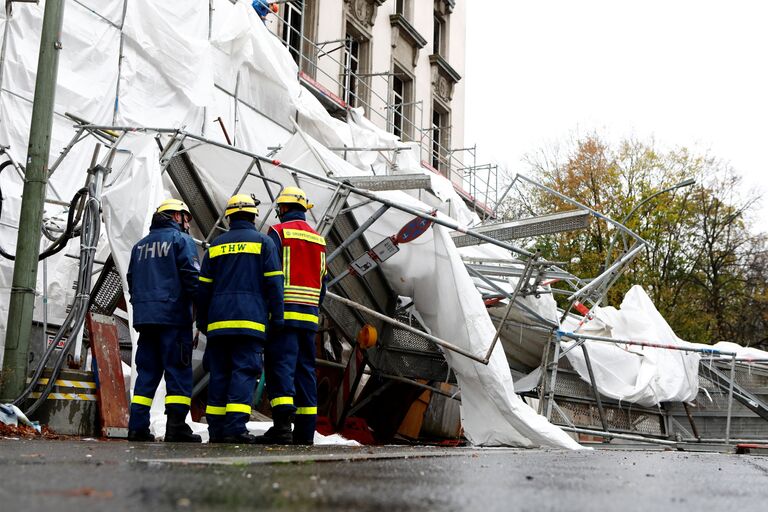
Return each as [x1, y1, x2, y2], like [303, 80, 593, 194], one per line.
[732, 364, 768, 389]
[367, 312, 454, 382]
[552, 400, 664, 436]
[552, 370, 595, 400]
[89, 256, 123, 315]
[451, 210, 590, 248]
[666, 363, 768, 440]
[322, 210, 395, 343]
[165, 150, 221, 236]
[344, 174, 431, 191]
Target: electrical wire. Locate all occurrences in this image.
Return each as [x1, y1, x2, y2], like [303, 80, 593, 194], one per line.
[13, 181, 101, 415]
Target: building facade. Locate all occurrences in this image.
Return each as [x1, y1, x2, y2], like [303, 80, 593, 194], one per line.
[266, 0, 466, 185]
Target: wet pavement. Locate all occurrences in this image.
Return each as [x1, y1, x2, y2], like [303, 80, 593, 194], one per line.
[1, 439, 768, 511]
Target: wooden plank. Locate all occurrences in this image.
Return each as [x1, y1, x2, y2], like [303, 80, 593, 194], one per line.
[86, 312, 129, 438]
[397, 388, 431, 440]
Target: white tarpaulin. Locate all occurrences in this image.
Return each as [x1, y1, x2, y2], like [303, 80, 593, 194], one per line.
[562, 285, 701, 406]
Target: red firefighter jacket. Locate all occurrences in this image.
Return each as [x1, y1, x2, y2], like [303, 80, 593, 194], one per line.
[268, 211, 326, 331]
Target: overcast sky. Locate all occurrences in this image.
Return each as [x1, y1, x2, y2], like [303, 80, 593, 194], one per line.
[465, 1, 767, 219]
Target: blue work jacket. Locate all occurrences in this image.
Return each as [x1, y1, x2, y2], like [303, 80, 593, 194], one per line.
[252, 0, 270, 17]
[196, 219, 284, 340]
[127, 215, 200, 328]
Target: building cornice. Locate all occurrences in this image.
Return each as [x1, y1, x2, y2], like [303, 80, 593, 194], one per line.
[429, 54, 462, 83]
[389, 14, 427, 49]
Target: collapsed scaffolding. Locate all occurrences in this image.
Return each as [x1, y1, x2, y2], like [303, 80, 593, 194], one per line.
[9, 115, 768, 448]
[2, 0, 768, 448]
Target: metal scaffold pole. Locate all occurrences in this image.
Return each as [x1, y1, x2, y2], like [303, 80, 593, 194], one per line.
[1, 0, 67, 401]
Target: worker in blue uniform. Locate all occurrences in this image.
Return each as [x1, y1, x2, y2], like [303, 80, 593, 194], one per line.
[197, 194, 284, 444]
[127, 198, 201, 443]
[256, 187, 326, 445]
[252, 0, 273, 21]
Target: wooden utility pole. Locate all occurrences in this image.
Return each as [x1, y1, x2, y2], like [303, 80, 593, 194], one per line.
[1, 0, 67, 401]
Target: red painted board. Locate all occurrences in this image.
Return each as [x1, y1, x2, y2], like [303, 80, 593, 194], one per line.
[86, 313, 129, 438]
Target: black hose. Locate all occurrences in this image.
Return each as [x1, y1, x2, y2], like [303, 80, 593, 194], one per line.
[38, 187, 87, 259]
[0, 157, 87, 261]
[0, 160, 14, 260]
[14, 183, 101, 414]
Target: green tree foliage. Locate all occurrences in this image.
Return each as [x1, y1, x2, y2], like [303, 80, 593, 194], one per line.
[501, 134, 767, 347]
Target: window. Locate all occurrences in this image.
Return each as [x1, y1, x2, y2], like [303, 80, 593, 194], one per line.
[431, 102, 451, 174]
[391, 69, 413, 140]
[392, 75, 405, 139]
[431, 107, 446, 172]
[281, 0, 304, 66]
[342, 35, 361, 107]
[396, 0, 410, 18]
[433, 13, 446, 56]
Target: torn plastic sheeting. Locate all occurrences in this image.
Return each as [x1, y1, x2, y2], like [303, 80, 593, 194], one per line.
[710, 342, 768, 361]
[210, 0, 299, 130]
[0, 403, 41, 433]
[562, 285, 700, 407]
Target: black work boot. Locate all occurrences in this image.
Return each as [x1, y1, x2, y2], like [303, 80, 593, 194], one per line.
[222, 431, 260, 444]
[128, 429, 155, 442]
[293, 415, 316, 446]
[164, 411, 202, 443]
[253, 411, 294, 445]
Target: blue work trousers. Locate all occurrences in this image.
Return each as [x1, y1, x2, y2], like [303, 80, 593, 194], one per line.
[265, 328, 317, 441]
[128, 325, 193, 432]
[205, 336, 263, 438]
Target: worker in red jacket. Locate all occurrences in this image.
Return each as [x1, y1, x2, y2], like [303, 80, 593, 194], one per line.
[257, 187, 326, 445]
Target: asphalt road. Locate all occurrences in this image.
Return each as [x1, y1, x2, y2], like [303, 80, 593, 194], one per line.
[1, 439, 767, 511]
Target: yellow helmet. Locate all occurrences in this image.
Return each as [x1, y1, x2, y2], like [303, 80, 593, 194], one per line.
[225, 194, 259, 217]
[156, 198, 190, 215]
[275, 186, 314, 211]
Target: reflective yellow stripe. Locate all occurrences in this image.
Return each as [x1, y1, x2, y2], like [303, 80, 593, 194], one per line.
[296, 406, 317, 415]
[132, 395, 153, 407]
[208, 320, 266, 332]
[285, 290, 320, 298]
[285, 285, 321, 292]
[165, 395, 191, 406]
[226, 403, 251, 414]
[209, 242, 261, 258]
[264, 270, 283, 277]
[285, 296, 320, 303]
[199, 276, 213, 283]
[320, 251, 326, 278]
[284, 312, 319, 324]
[285, 297, 320, 305]
[285, 292, 320, 299]
[270, 396, 294, 407]
[206, 405, 226, 416]
[283, 246, 291, 285]
[283, 229, 326, 246]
